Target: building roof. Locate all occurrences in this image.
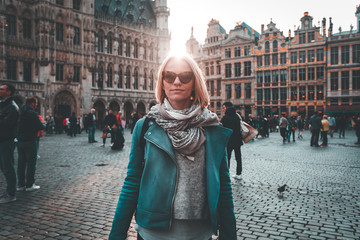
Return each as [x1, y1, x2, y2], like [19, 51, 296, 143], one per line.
[94, 0, 156, 27]
[233, 22, 260, 38]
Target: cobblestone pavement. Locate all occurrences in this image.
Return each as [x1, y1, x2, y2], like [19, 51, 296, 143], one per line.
[1, 128, 359, 240]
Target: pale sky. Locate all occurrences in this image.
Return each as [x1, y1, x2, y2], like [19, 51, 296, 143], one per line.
[167, 0, 359, 54]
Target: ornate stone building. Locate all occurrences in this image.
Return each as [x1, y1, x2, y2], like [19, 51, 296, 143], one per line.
[186, 5, 360, 118]
[0, 0, 170, 126]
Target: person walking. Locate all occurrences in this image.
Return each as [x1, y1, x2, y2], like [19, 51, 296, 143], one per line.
[279, 114, 288, 143]
[337, 115, 347, 138]
[328, 114, 336, 137]
[0, 84, 19, 204]
[86, 108, 97, 143]
[320, 115, 329, 146]
[69, 112, 77, 137]
[221, 101, 243, 180]
[17, 97, 44, 192]
[309, 111, 322, 147]
[287, 115, 297, 142]
[102, 109, 117, 147]
[109, 54, 237, 240]
[297, 115, 304, 139]
[354, 115, 360, 144]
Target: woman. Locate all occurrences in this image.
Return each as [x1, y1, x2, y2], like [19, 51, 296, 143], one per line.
[109, 55, 237, 240]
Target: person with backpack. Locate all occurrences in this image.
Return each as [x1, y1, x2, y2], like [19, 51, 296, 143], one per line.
[109, 54, 236, 240]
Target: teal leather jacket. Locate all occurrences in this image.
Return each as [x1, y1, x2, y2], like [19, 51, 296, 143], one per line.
[109, 118, 237, 240]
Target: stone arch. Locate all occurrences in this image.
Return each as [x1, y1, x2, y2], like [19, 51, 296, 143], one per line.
[109, 100, 120, 114]
[93, 99, 106, 128]
[137, 101, 146, 116]
[124, 101, 134, 123]
[53, 90, 77, 119]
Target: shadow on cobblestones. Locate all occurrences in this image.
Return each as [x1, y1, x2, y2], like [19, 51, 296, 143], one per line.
[0, 129, 359, 239]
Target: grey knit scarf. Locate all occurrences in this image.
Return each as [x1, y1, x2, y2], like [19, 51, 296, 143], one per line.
[147, 99, 219, 160]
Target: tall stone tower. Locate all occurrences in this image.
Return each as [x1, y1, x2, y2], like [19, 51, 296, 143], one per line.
[155, 0, 171, 61]
[356, 4, 360, 33]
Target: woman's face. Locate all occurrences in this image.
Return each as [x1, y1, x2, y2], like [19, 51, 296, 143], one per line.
[162, 58, 194, 110]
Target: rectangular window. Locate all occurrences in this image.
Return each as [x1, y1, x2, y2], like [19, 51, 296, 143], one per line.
[308, 67, 315, 80]
[341, 45, 350, 64]
[210, 80, 214, 96]
[265, 55, 270, 66]
[245, 83, 251, 99]
[299, 86, 306, 101]
[291, 87, 297, 101]
[308, 85, 314, 100]
[299, 68, 306, 81]
[317, 48, 324, 62]
[272, 54, 278, 65]
[291, 52, 297, 64]
[353, 44, 360, 63]
[56, 0, 64, 5]
[280, 88, 287, 100]
[317, 85, 324, 100]
[353, 70, 360, 90]
[6, 14, 16, 36]
[299, 33, 306, 44]
[308, 32, 314, 42]
[225, 49, 231, 58]
[73, 0, 81, 10]
[23, 18, 31, 39]
[280, 69, 287, 82]
[299, 51, 306, 63]
[331, 47, 338, 65]
[244, 46, 250, 56]
[308, 50, 315, 62]
[56, 22, 64, 42]
[264, 71, 271, 83]
[56, 64, 64, 81]
[225, 64, 231, 78]
[264, 89, 270, 101]
[234, 47, 241, 57]
[341, 71, 349, 90]
[74, 27, 80, 45]
[244, 61, 251, 76]
[210, 66, 214, 75]
[316, 67, 324, 80]
[235, 83, 241, 99]
[291, 69, 297, 81]
[73, 66, 80, 82]
[6, 59, 16, 80]
[272, 70, 279, 83]
[225, 84, 232, 99]
[217, 64, 221, 75]
[217, 80, 221, 96]
[272, 88, 278, 101]
[23, 61, 31, 82]
[257, 72, 263, 83]
[257, 56, 263, 67]
[235, 62, 241, 77]
[257, 89, 263, 101]
[280, 53, 287, 64]
[330, 72, 338, 91]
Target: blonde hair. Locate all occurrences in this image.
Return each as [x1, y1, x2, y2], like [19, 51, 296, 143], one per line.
[155, 54, 210, 108]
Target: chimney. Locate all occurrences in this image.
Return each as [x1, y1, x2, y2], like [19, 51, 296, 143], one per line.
[288, 29, 291, 38]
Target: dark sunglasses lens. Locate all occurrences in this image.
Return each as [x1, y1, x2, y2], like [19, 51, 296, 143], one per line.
[178, 72, 193, 83]
[164, 72, 177, 83]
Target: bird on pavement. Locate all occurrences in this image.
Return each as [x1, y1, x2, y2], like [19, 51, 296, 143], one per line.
[278, 184, 287, 198]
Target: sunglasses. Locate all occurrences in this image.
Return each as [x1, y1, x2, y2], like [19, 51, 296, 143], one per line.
[162, 71, 194, 84]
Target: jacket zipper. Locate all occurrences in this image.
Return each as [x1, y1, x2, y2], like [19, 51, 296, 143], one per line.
[146, 138, 178, 230]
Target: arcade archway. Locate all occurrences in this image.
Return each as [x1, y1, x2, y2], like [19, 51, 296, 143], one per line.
[94, 100, 106, 129]
[54, 90, 77, 119]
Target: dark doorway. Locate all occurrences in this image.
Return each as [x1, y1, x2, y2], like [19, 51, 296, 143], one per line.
[124, 101, 133, 124]
[94, 101, 106, 129]
[54, 104, 71, 118]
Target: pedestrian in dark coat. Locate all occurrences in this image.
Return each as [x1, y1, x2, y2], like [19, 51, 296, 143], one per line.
[69, 112, 77, 137]
[221, 102, 243, 179]
[309, 111, 322, 147]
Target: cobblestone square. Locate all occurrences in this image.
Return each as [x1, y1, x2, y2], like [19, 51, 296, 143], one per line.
[1, 129, 359, 239]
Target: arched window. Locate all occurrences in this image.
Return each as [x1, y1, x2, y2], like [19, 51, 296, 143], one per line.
[118, 36, 123, 56]
[134, 39, 139, 58]
[126, 67, 131, 89]
[107, 65, 113, 88]
[265, 41, 270, 53]
[98, 65, 104, 89]
[134, 68, 139, 89]
[126, 37, 131, 57]
[143, 41, 147, 60]
[150, 70, 154, 90]
[118, 65, 123, 88]
[97, 31, 103, 52]
[273, 40, 278, 52]
[143, 70, 147, 90]
[107, 33, 112, 54]
[150, 43, 154, 61]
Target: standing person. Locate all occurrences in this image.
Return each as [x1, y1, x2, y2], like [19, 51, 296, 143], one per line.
[86, 108, 97, 143]
[309, 111, 322, 147]
[354, 115, 360, 144]
[328, 114, 336, 137]
[321, 115, 329, 146]
[17, 97, 44, 192]
[0, 84, 19, 203]
[287, 116, 296, 142]
[337, 115, 347, 138]
[109, 55, 237, 240]
[130, 112, 139, 134]
[221, 102, 243, 180]
[102, 109, 117, 147]
[279, 114, 288, 143]
[297, 115, 304, 139]
[69, 112, 77, 137]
